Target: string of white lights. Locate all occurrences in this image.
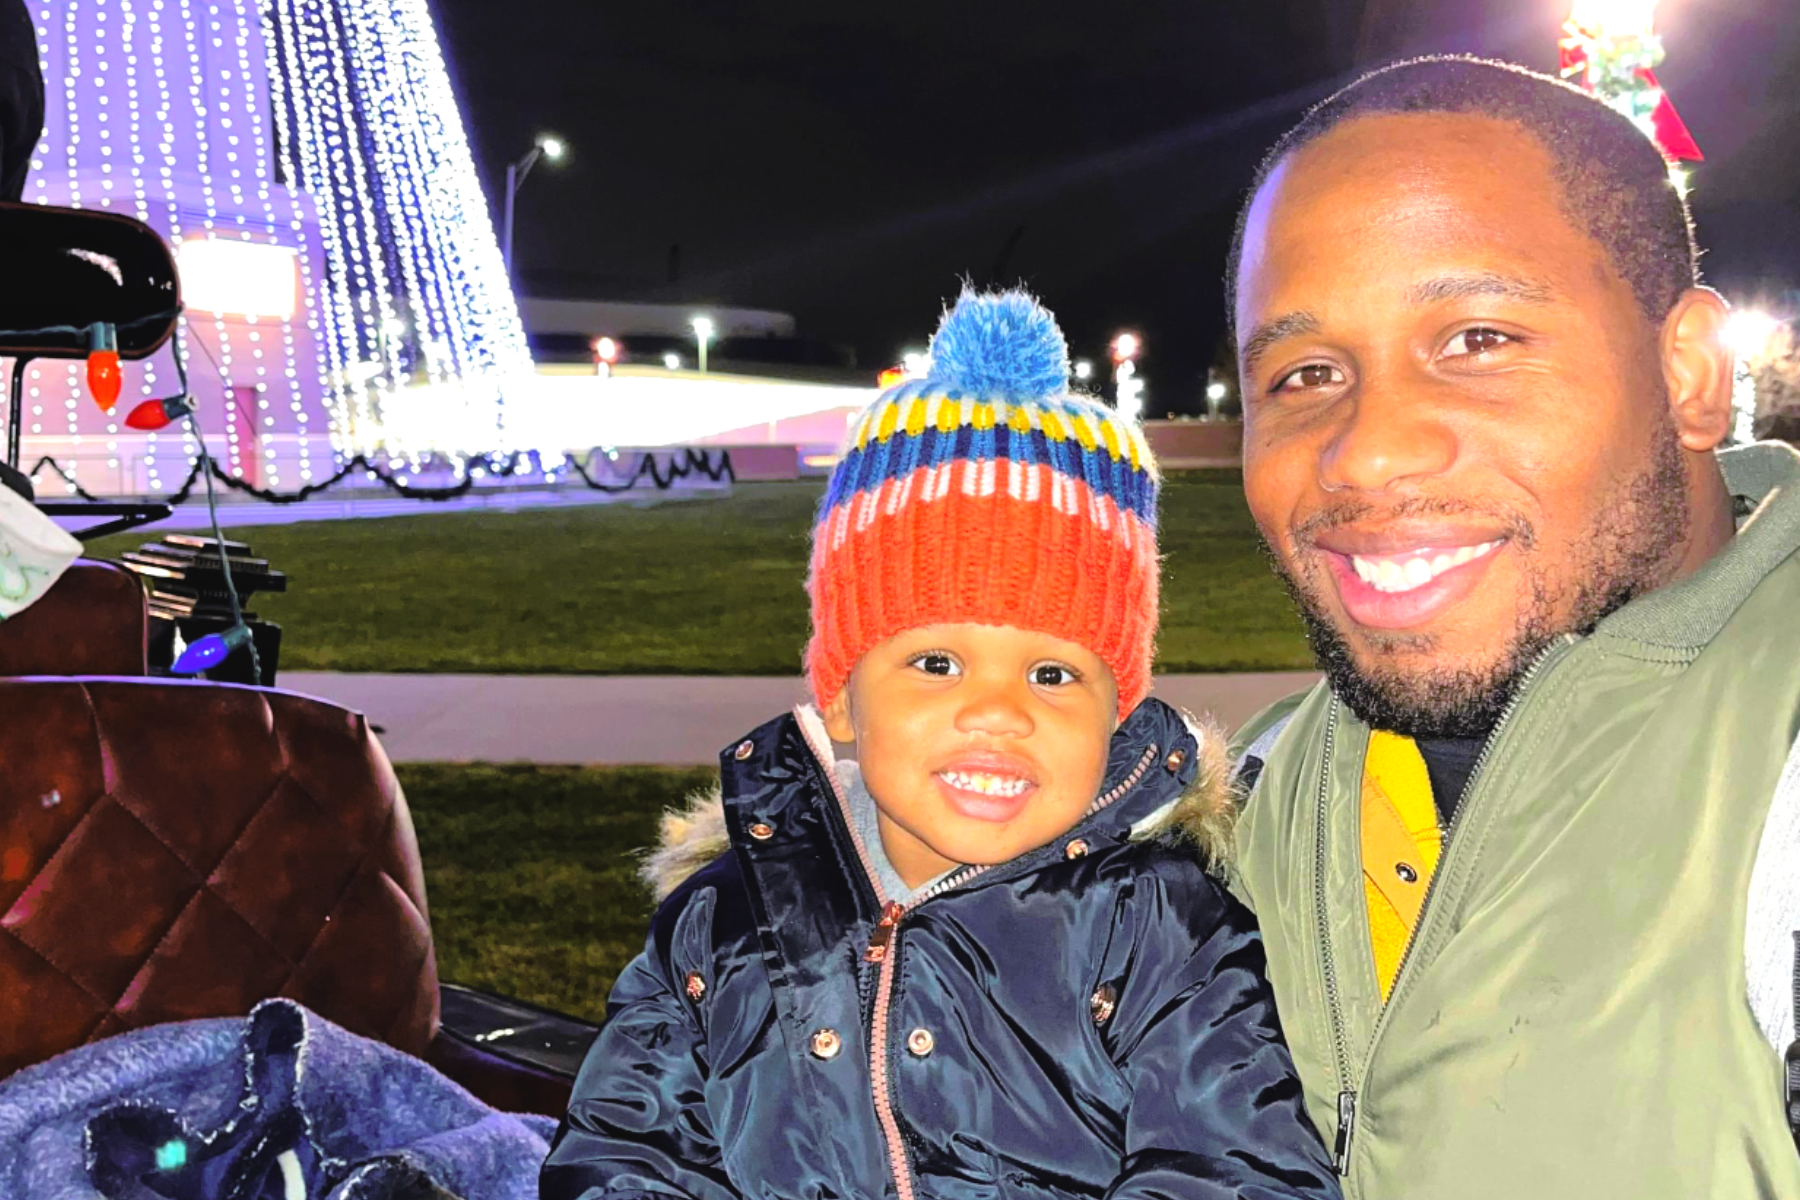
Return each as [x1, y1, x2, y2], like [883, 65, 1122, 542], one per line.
[118, 0, 164, 495]
[416, 0, 532, 436]
[258, 0, 323, 483]
[270, 0, 358, 465]
[224, 0, 283, 488]
[150, 0, 199, 492]
[61, 4, 84, 491]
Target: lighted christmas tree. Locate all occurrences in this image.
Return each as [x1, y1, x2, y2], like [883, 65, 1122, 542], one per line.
[15, 0, 532, 496]
[1559, 0, 1703, 187]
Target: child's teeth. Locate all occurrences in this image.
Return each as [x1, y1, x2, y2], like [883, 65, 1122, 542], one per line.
[941, 771, 1028, 797]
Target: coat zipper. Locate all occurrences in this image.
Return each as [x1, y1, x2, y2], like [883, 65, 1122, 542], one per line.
[1309, 702, 1357, 1175]
[800, 719, 1160, 1200]
[1322, 632, 1580, 1184]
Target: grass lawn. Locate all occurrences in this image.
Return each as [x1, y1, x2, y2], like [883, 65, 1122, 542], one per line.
[400, 762, 714, 1022]
[89, 471, 1312, 674]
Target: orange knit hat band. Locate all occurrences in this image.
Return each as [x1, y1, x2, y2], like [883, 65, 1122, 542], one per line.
[807, 461, 1159, 717]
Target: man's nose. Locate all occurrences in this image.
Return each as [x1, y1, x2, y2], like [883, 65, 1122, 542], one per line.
[1317, 373, 1459, 494]
[953, 678, 1035, 739]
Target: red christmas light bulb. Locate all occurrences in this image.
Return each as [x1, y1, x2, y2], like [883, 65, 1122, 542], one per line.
[87, 350, 122, 412]
[125, 398, 176, 430]
[86, 323, 122, 413]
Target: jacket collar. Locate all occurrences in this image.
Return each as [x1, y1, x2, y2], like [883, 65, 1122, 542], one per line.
[1597, 442, 1800, 651]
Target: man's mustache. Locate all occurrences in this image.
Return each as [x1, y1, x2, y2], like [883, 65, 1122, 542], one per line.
[1290, 495, 1538, 552]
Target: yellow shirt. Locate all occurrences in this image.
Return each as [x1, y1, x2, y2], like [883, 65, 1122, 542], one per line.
[1360, 731, 1442, 999]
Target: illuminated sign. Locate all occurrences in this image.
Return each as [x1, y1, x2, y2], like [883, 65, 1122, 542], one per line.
[176, 238, 301, 320]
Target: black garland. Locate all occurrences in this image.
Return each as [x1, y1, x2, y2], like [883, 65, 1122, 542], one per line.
[27, 447, 734, 507]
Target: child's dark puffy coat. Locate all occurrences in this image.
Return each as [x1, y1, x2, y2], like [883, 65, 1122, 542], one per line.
[543, 699, 1339, 1200]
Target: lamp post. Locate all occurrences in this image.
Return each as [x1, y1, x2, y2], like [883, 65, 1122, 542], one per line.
[1112, 332, 1144, 421]
[502, 133, 566, 276]
[692, 315, 715, 374]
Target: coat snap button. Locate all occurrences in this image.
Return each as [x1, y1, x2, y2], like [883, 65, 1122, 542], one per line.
[1165, 748, 1187, 773]
[810, 1028, 843, 1060]
[684, 972, 706, 1002]
[749, 822, 775, 841]
[734, 739, 755, 761]
[906, 1028, 935, 1057]
[1395, 861, 1419, 884]
[1064, 838, 1090, 860]
[1090, 983, 1118, 1026]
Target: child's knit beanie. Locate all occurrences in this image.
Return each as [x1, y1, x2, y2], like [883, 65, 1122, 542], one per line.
[805, 288, 1161, 717]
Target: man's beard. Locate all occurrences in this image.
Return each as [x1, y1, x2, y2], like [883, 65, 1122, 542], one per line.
[1267, 423, 1691, 739]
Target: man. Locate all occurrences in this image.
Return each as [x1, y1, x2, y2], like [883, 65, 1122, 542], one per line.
[0, 0, 40, 202]
[1227, 56, 1800, 1196]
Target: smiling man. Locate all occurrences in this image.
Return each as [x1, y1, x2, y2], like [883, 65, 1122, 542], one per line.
[1226, 57, 1800, 1197]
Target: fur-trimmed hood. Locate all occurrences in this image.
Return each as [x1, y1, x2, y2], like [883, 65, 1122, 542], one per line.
[641, 704, 1239, 901]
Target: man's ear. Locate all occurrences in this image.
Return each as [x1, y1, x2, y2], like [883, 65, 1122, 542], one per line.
[820, 686, 855, 744]
[1661, 287, 1737, 452]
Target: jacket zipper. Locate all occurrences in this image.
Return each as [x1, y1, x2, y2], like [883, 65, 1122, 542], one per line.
[1309, 702, 1356, 1175]
[801, 718, 1159, 1200]
[1322, 633, 1580, 1185]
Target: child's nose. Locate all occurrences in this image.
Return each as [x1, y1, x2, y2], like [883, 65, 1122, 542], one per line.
[952, 681, 1035, 738]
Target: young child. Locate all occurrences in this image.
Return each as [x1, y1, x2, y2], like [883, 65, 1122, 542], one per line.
[542, 290, 1338, 1200]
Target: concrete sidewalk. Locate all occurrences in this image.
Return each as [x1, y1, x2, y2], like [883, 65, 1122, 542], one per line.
[280, 671, 1321, 766]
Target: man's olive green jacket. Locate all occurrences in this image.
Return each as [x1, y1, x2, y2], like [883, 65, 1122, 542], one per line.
[1231, 442, 1800, 1198]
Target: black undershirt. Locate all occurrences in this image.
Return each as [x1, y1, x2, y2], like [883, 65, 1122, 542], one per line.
[1413, 735, 1487, 827]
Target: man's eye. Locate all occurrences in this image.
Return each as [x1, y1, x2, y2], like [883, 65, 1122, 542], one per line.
[1030, 663, 1077, 687]
[1272, 363, 1345, 392]
[910, 653, 959, 677]
[1444, 327, 1511, 357]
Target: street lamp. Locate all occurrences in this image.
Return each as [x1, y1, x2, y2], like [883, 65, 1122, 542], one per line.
[593, 336, 619, 377]
[1112, 332, 1144, 422]
[502, 132, 568, 276]
[1073, 358, 1094, 383]
[663, 352, 683, 371]
[692, 316, 715, 374]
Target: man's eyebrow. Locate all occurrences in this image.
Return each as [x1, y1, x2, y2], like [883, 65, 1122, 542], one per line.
[1238, 311, 1321, 377]
[1406, 272, 1559, 306]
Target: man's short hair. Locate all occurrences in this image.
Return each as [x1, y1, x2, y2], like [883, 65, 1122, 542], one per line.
[1225, 55, 1700, 328]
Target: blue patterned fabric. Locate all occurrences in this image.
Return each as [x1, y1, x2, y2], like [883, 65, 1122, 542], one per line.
[0, 1000, 554, 1200]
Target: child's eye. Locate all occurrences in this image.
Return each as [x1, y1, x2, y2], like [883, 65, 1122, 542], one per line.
[909, 652, 960, 677]
[1030, 663, 1079, 688]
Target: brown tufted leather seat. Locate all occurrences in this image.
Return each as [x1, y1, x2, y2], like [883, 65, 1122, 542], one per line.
[0, 675, 582, 1115]
[0, 557, 583, 1115]
[0, 679, 438, 1074]
[0, 559, 149, 676]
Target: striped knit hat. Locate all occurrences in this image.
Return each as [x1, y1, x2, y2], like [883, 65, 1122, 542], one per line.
[806, 289, 1160, 717]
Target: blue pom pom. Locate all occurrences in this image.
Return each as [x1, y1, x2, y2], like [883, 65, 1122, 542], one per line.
[924, 289, 1069, 400]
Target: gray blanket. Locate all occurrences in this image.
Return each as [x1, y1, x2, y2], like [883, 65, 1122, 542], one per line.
[0, 999, 555, 1200]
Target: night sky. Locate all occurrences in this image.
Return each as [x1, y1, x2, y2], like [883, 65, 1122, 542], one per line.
[434, 0, 1800, 414]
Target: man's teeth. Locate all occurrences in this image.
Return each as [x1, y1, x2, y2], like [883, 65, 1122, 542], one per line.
[939, 770, 1032, 797]
[1351, 541, 1500, 593]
